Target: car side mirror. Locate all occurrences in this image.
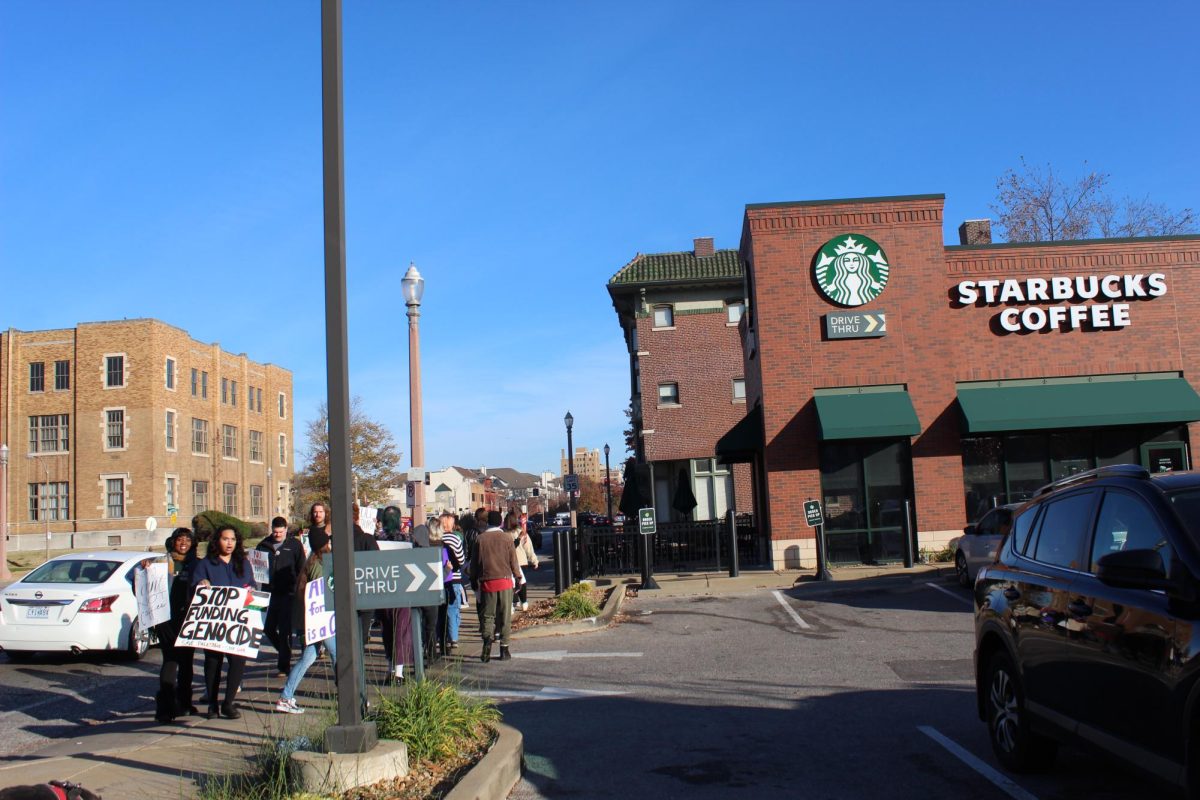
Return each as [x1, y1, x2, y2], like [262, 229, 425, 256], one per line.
[963, 525, 977, 536]
[1096, 549, 1170, 591]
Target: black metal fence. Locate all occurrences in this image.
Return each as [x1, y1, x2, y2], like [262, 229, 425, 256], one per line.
[574, 514, 766, 578]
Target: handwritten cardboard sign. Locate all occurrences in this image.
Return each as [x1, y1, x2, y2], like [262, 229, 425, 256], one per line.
[247, 550, 270, 585]
[176, 585, 267, 658]
[303, 575, 335, 645]
[134, 560, 171, 629]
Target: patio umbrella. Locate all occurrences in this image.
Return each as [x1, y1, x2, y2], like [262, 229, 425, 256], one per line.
[618, 459, 643, 517]
[672, 468, 698, 520]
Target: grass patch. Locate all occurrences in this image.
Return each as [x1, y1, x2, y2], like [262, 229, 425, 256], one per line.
[550, 582, 601, 619]
[369, 678, 500, 763]
[921, 545, 955, 563]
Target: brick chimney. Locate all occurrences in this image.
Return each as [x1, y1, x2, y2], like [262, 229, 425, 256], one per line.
[693, 237, 715, 258]
[958, 219, 992, 245]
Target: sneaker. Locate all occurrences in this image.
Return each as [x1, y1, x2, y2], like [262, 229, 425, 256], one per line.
[521, 601, 529, 611]
[275, 698, 304, 715]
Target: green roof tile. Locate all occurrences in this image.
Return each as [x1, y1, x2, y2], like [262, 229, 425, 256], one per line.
[608, 249, 743, 287]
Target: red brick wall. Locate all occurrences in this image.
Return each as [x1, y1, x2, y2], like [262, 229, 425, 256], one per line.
[742, 195, 1200, 545]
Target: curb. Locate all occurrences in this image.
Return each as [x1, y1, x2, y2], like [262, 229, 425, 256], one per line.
[444, 722, 523, 800]
[511, 583, 627, 640]
[788, 566, 955, 597]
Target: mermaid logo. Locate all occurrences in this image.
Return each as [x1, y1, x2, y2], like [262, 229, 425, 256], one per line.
[813, 234, 890, 307]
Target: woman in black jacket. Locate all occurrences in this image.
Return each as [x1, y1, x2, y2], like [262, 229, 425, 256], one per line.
[154, 527, 198, 722]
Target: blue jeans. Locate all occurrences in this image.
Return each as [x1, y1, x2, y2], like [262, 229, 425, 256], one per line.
[281, 636, 336, 701]
[447, 583, 465, 642]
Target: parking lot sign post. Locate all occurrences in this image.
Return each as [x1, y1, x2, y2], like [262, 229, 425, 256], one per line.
[638, 508, 659, 590]
[805, 499, 833, 582]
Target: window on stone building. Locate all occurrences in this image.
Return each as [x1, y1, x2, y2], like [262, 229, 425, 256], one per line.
[165, 357, 176, 390]
[166, 476, 177, 510]
[105, 355, 125, 388]
[250, 485, 263, 518]
[249, 385, 255, 410]
[256, 387, 263, 412]
[249, 430, 263, 462]
[279, 434, 287, 466]
[278, 392, 286, 418]
[652, 305, 674, 328]
[223, 483, 238, 516]
[231, 380, 238, 407]
[223, 424, 238, 459]
[201, 371, 208, 399]
[55, 360, 70, 390]
[29, 362, 45, 392]
[191, 368, 198, 396]
[29, 481, 69, 521]
[192, 418, 209, 455]
[221, 378, 228, 404]
[658, 382, 680, 405]
[29, 414, 69, 453]
[106, 478, 125, 519]
[105, 409, 125, 449]
[165, 410, 176, 450]
[193, 480, 209, 514]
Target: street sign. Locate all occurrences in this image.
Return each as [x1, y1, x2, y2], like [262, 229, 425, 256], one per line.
[323, 548, 444, 611]
[405, 481, 416, 507]
[804, 500, 823, 527]
[145, 516, 158, 532]
[564, 474, 579, 492]
[824, 311, 887, 339]
[639, 507, 656, 535]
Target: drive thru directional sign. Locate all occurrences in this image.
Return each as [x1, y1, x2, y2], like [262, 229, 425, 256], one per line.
[824, 311, 887, 339]
[323, 548, 444, 610]
[804, 500, 823, 527]
[639, 507, 656, 535]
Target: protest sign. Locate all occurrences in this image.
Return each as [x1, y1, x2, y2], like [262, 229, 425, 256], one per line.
[134, 560, 171, 628]
[358, 506, 377, 534]
[303, 574, 335, 645]
[247, 550, 270, 585]
[176, 585, 267, 658]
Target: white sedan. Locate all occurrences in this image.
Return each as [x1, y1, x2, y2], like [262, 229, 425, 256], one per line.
[948, 505, 1018, 587]
[0, 551, 154, 661]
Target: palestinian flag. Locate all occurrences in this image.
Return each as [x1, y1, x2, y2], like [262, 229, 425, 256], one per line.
[244, 590, 271, 611]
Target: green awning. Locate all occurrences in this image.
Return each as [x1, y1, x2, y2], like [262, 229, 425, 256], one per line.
[957, 377, 1200, 433]
[716, 406, 763, 464]
[813, 389, 921, 440]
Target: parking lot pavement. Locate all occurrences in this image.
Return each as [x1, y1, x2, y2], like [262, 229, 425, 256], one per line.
[498, 578, 1176, 800]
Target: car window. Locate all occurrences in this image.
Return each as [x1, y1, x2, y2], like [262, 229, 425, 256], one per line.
[1032, 491, 1096, 571]
[1090, 490, 1173, 575]
[976, 511, 997, 536]
[24, 559, 121, 584]
[1011, 506, 1039, 555]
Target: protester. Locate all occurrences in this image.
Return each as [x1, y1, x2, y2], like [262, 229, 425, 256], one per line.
[351, 504, 380, 650]
[438, 511, 467, 652]
[192, 524, 256, 719]
[152, 527, 198, 722]
[256, 516, 305, 677]
[512, 512, 539, 612]
[301, 502, 332, 556]
[410, 523, 441, 663]
[469, 510, 521, 662]
[277, 528, 334, 714]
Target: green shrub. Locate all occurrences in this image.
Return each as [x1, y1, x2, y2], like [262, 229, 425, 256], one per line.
[551, 589, 600, 619]
[369, 678, 500, 763]
[922, 545, 955, 563]
[191, 510, 252, 542]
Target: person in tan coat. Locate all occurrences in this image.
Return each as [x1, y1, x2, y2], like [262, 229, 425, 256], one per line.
[512, 513, 539, 611]
[469, 510, 521, 662]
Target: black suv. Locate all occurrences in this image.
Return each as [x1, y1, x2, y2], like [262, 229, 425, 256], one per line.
[974, 464, 1200, 795]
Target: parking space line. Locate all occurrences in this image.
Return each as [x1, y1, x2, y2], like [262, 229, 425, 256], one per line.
[771, 590, 811, 629]
[918, 725, 1038, 800]
[925, 581, 973, 606]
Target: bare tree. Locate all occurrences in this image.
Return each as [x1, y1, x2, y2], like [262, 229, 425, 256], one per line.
[992, 158, 1195, 242]
[292, 397, 404, 517]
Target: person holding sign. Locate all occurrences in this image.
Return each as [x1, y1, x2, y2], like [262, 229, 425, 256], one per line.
[277, 528, 335, 714]
[154, 527, 198, 722]
[255, 516, 305, 678]
[192, 524, 256, 719]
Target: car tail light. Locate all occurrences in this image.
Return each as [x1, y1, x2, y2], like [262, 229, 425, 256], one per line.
[79, 595, 118, 613]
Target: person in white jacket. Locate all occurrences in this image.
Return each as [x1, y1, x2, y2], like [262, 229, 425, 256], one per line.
[511, 512, 539, 611]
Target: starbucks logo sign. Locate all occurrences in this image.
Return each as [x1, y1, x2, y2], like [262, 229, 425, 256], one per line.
[813, 234, 890, 307]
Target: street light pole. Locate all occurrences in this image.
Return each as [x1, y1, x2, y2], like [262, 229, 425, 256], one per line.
[603, 443, 612, 523]
[320, 0, 376, 755]
[564, 411, 575, 524]
[402, 263, 426, 524]
[0, 444, 10, 579]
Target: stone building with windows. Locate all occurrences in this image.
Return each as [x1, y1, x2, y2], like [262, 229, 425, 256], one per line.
[0, 319, 294, 548]
[607, 237, 755, 523]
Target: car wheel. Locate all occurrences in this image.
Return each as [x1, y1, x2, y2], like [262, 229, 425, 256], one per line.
[986, 650, 1057, 772]
[955, 552, 970, 587]
[125, 618, 148, 661]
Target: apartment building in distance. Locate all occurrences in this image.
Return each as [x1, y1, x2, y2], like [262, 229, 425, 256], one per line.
[0, 319, 294, 548]
[559, 447, 604, 484]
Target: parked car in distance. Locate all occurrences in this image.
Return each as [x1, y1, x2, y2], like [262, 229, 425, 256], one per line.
[554, 512, 571, 527]
[0, 551, 153, 661]
[974, 464, 1200, 796]
[948, 504, 1019, 586]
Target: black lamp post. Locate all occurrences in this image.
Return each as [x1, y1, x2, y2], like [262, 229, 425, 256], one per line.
[603, 443, 612, 523]
[564, 411, 575, 515]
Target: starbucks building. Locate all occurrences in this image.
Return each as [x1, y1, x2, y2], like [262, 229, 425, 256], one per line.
[727, 193, 1200, 568]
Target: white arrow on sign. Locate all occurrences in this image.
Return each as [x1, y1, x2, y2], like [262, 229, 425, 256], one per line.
[864, 314, 879, 333]
[405, 563, 424, 592]
[427, 561, 442, 591]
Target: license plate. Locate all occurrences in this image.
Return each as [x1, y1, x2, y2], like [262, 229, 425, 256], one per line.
[25, 607, 50, 619]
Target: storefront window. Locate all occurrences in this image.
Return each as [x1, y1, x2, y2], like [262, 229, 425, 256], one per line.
[1050, 431, 1094, 480]
[820, 439, 913, 564]
[821, 443, 864, 533]
[963, 438, 1004, 522]
[1096, 428, 1138, 466]
[1005, 434, 1049, 503]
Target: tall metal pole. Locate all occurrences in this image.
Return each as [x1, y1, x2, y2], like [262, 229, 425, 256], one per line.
[320, 0, 376, 755]
[565, 414, 575, 520]
[404, 265, 425, 523]
[0, 444, 10, 579]
[604, 443, 612, 522]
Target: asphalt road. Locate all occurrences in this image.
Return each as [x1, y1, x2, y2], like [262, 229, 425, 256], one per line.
[473, 578, 1175, 800]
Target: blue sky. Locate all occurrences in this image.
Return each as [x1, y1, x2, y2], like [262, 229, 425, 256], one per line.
[2, 2, 1196, 476]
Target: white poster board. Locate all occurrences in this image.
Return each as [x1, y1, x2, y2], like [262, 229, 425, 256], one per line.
[246, 550, 270, 585]
[358, 506, 377, 534]
[176, 585, 268, 658]
[303, 575, 335, 645]
[134, 560, 171, 629]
